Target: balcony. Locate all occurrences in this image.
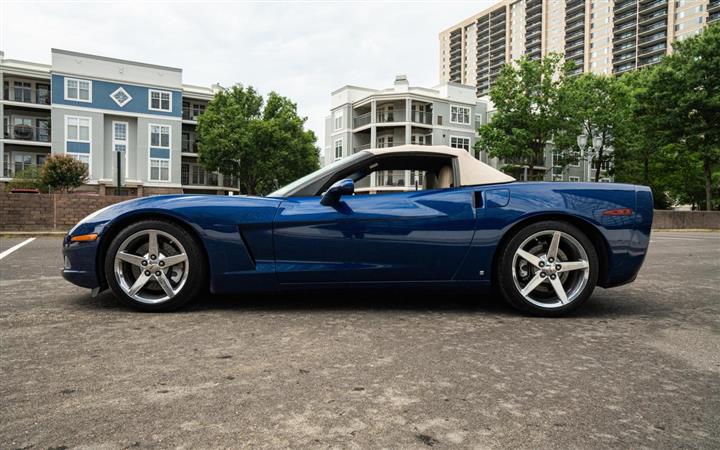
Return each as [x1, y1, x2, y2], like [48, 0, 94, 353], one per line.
[639, 0, 667, 14]
[639, 9, 667, 25]
[354, 143, 371, 152]
[615, 0, 637, 13]
[566, 0, 585, 15]
[182, 107, 204, 121]
[614, 20, 637, 34]
[410, 110, 432, 125]
[3, 123, 51, 143]
[639, 20, 666, 35]
[3, 87, 51, 106]
[182, 138, 199, 154]
[614, 9, 637, 24]
[376, 109, 405, 124]
[181, 163, 220, 188]
[353, 112, 371, 128]
[639, 31, 666, 44]
[639, 42, 666, 56]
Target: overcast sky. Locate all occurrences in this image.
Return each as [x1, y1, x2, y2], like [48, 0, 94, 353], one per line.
[1, 0, 493, 149]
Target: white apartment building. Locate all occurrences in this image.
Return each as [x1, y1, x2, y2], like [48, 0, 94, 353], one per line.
[323, 75, 497, 191]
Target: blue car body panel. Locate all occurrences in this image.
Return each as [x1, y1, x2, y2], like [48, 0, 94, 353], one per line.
[61, 182, 652, 295]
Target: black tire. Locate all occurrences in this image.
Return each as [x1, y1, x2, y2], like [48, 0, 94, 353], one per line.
[104, 219, 207, 312]
[496, 220, 599, 317]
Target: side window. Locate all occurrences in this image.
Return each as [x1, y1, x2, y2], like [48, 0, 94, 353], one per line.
[350, 157, 456, 195]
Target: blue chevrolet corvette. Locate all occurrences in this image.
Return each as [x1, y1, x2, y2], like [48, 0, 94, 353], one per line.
[62, 145, 653, 316]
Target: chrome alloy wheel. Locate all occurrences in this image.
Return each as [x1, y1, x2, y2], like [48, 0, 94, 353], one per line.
[511, 230, 590, 309]
[113, 229, 189, 304]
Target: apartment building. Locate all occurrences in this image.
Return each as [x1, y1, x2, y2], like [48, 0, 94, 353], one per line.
[1, 49, 237, 195]
[324, 75, 494, 192]
[440, 0, 719, 96]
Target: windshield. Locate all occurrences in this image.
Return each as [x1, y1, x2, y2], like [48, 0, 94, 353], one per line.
[267, 151, 368, 197]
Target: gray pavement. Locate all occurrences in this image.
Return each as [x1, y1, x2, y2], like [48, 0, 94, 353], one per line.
[1, 232, 719, 449]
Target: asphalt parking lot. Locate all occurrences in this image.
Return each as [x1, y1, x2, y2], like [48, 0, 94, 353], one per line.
[1, 232, 719, 449]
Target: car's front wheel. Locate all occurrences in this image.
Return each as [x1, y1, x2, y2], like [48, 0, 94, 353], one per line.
[496, 220, 599, 316]
[104, 220, 206, 312]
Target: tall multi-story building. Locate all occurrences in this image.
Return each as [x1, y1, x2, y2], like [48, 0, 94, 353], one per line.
[324, 75, 493, 191]
[1, 49, 237, 195]
[440, 0, 719, 97]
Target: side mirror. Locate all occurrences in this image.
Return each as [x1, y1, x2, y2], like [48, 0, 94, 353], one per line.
[320, 179, 354, 206]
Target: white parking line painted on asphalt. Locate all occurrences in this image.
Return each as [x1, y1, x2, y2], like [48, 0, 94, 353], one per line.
[0, 238, 36, 261]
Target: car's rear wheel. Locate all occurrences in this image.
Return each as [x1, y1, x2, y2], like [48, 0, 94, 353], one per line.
[496, 220, 599, 316]
[104, 220, 206, 312]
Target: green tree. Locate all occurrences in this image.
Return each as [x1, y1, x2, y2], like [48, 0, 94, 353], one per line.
[562, 73, 630, 182]
[644, 24, 720, 210]
[197, 85, 319, 195]
[40, 154, 88, 192]
[475, 54, 576, 180]
[613, 68, 675, 208]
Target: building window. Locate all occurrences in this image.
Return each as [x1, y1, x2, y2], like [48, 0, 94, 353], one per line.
[36, 83, 50, 105]
[150, 124, 170, 148]
[334, 111, 343, 130]
[65, 116, 91, 173]
[150, 159, 170, 182]
[450, 105, 471, 125]
[377, 136, 394, 148]
[450, 136, 470, 151]
[334, 139, 343, 160]
[65, 78, 92, 102]
[569, 176, 580, 182]
[113, 122, 128, 152]
[149, 124, 171, 182]
[113, 121, 129, 177]
[14, 82, 31, 103]
[149, 89, 172, 112]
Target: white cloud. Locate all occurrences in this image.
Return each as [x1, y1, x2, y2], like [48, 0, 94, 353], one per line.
[0, 0, 492, 149]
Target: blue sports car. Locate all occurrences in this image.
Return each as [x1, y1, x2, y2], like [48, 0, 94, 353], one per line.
[62, 145, 653, 316]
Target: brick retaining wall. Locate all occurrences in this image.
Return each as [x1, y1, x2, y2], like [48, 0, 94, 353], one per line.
[0, 192, 133, 231]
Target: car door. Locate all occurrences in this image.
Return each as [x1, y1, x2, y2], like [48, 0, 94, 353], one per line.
[273, 187, 477, 283]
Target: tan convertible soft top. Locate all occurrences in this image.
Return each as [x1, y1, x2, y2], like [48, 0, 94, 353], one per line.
[366, 145, 516, 186]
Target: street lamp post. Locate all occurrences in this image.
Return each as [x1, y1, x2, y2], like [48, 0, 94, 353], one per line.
[576, 133, 603, 182]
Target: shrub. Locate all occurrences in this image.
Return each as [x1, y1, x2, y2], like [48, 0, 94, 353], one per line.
[40, 154, 88, 192]
[4, 166, 47, 192]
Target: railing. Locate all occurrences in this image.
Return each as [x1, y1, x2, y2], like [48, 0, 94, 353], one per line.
[615, 0, 637, 12]
[639, 43, 666, 55]
[4, 124, 51, 142]
[505, 156, 547, 168]
[182, 107, 204, 121]
[640, 20, 666, 34]
[353, 112, 371, 128]
[181, 139, 198, 153]
[639, 9, 667, 24]
[5, 91, 51, 105]
[640, 0, 667, 11]
[354, 143, 371, 152]
[614, 21, 637, 33]
[639, 31, 666, 43]
[410, 111, 432, 125]
[376, 109, 405, 123]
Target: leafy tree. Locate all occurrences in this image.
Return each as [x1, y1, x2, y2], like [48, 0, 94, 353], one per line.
[40, 154, 88, 192]
[197, 85, 319, 195]
[612, 69, 674, 208]
[476, 54, 576, 180]
[4, 166, 47, 192]
[562, 73, 630, 182]
[644, 24, 720, 210]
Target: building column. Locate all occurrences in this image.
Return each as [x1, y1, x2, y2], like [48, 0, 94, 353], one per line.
[405, 99, 412, 145]
[370, 100, 377, 148]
